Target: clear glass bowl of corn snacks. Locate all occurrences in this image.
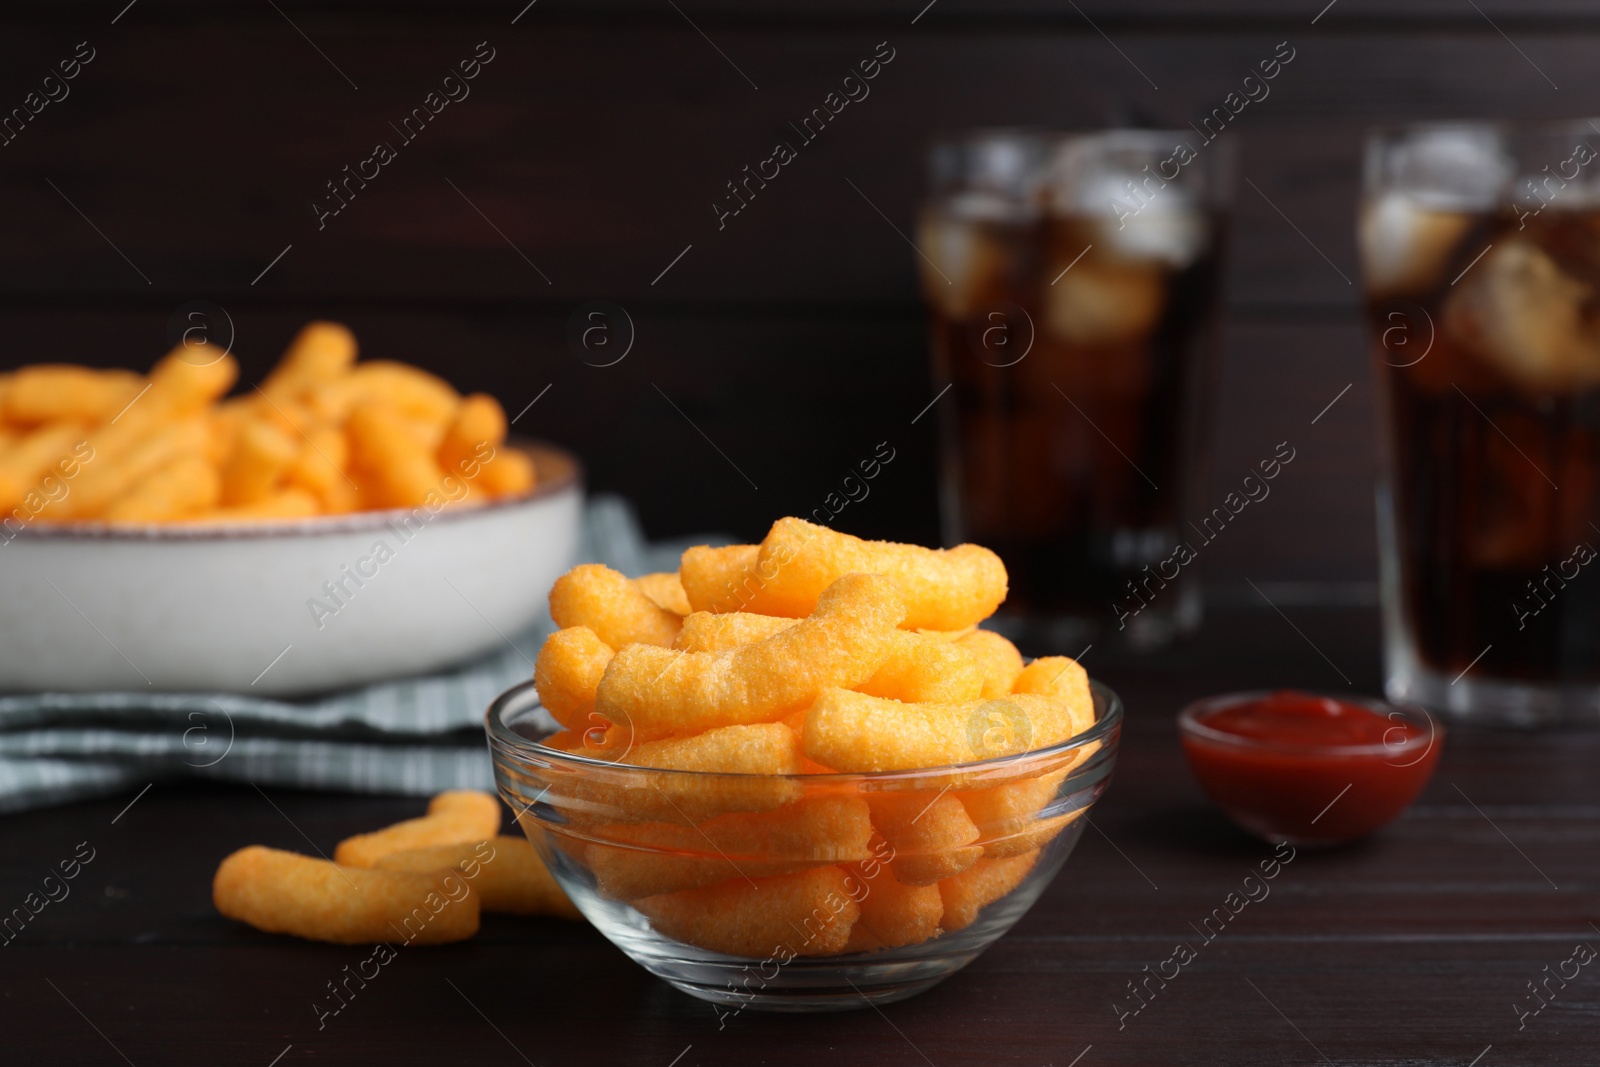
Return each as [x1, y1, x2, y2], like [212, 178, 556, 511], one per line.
[485, 676, 1121, 1011]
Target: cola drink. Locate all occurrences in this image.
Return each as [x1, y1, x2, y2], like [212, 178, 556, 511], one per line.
[1363, 122, 1600, 724]
[919, 131, 1229, 652]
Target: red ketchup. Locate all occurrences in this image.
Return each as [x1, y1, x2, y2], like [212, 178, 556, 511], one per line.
[1179, 691, 1442, 846]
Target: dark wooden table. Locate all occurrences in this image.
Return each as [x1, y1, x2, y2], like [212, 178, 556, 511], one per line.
[4, 604, 1597, 1065]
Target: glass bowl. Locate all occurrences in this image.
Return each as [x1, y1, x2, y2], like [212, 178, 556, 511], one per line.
[485, 679, 1122, 1011]
[1178, 691, 1442, 847]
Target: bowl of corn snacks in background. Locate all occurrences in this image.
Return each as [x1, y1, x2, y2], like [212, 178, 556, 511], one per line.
[0, 322, 581, 695]
[487, 518, 1121, 1010]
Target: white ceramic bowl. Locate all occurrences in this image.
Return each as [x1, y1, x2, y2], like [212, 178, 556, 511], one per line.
[0, 442, 581, 696]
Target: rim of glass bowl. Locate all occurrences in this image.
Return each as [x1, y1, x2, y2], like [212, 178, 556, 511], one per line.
[1177, 690, 1442, 761]
[485, 677, 1122, 785]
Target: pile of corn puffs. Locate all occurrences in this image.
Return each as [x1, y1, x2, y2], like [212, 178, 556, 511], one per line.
[0, 321, 533, 527]
[531, 518, 1098, 956]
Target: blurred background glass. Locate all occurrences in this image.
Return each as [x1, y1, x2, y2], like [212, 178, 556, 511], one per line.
[1363, 119, 1600, 726]
[918, 129, 1232, 655]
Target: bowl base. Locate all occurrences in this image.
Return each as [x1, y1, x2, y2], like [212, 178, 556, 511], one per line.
[577, 869, 1051, 1014]
[662, 969, 960, 1012]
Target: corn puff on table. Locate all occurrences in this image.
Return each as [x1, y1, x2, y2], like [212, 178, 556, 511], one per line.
[3, 603, 1597, 1065]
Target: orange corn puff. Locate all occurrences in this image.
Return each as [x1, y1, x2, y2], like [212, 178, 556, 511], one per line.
[62, 351, 230, 498]
[0, 424, 93, 511]
[843, 858, 943, 951]
[585, 795, 872, 900]
[574, 723, 804, 823]
[374, 836, 581, 920]
[63, 417, 210, 519]
[673, 610, 796, 653]
[259, 321, 358, 401]
[347, 402, 445, 509]
[549, 564, 682, 649]
[635, 571, 692, 616]
[148, 348, 239, 413]
[737, 517, 1008, 630]
[250, 397, 316, 438]
[804, 690, 1074, 772]
[957, 630, 1026, 698]
[938, 850, 1039, 931]
[105, 455, 220, 522]
[856, 629, 986, 703]
[867, 791, 982, 885]
[635, 866, 860, 957]
[595, 574, 904, 740]
[533, 626, 615, 731]
[916, 625, 978, 642]
[437, 393, 507, 477]
[334, 791, 502, 868]
[679, 543, 762, 613]
[958, 769, 1083, 858]
[213, 845, 479, 945]
[430, 791, 501, 820]
[348, 361, 459, 422]
[284, 425, 357, 513]
[474, 446, 535, 497]
[220, 420, 297, 505]
[1012, 656, 1096, 737]
[626, 722, 803, 775]
[2, 365, 142, 427]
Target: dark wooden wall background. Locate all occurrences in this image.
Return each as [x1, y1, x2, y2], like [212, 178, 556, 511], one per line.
[0, 0, 1588, 596]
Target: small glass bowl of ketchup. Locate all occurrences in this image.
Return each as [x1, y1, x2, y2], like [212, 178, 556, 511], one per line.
[1178, 690, 1442, 847]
